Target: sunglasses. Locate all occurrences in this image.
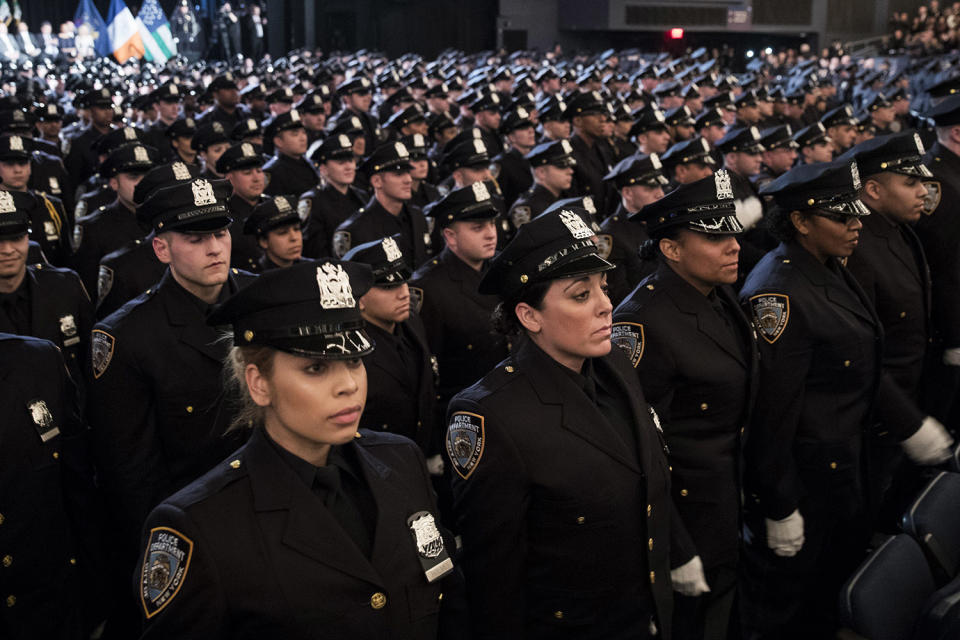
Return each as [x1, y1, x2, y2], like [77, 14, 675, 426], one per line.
[812, 211, 858, 225]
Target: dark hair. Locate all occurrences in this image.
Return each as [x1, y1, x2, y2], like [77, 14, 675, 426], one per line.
[223, 344, 277, 433]
[766, 206, 802, 242]
[491, 280, 552, 336]
[638, 225, 683, 261]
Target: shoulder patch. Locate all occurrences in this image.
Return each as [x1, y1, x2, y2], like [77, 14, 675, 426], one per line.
[91, 329, 115, 379]
[140, 526, 194, 619]
[332, 230, 351, 258]
[611, 322, 645, 367]
[595, 233, 613, 260]
[446, 411, 485, 480]
[922, 181, 941, 216]
[750, 293, 790, 344]
[72, 222, 83, 250]
[74, 199, 87, 221]
[297, 198, 312, 223]
[97, 265, 114, 307]
[409, 286, 424, 314]
[510, 205, 531, 228]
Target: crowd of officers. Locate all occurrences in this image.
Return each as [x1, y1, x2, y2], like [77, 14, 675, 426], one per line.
[3, 38, 960, 640]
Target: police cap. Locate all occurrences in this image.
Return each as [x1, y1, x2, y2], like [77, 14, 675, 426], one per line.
[536, 95, 569, 122]
[821, 104, 858, 129]
[716, 126, 764, 154]
[166, 117, 197, 139]
[192, 121, 232, 151]
[0, 134, 31, 161]
[499, 107, 535, 134]
[310, 134, 355, 164]
[133, 161, 202, 206]
[209, 72, 239, 91]
[139, 177, 233, 233]
[424, 181, 499, 228]
[759, 159, 870, 217]
[232, 118, 264, 141]
[629, 106, 668, 137]
[360, 141, 414, 175]
[793, 121, 830, 149]
[759, 124, 799, 151]
[443, 138, 491, 172]
[399, 133, 429, 159]
[604, 153, 670, 188]
[638, 169, 742, 236]
[836, 132, 932, 178]
[566, 90, 606, 117]
[217, 142, 265, 174]
[266, 87, 296, 104]
[101, 144, 158, 178]
[93, 126, 151, 154]
[0, 109, 34, 133]
[343, 234, 412, 285]
[153, 82, 183, 103]
[385, 104, 426, 131]
[243, 195, 301, 236]
[524, 139, 576, 168]
[264, 110, 305, 140]
[0, 189, 32, 237]
[926, 93, 960, 126]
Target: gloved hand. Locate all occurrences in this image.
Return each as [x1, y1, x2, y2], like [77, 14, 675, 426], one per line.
[943, 348, 960, 366]
[670, 555, 710, 597]
[425, 454, 445, 476]
[902, 416, 955, 465]
[766, 509, 804, 557]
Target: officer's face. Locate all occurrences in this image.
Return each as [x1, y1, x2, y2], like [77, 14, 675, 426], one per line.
[252, 352, 367, 458]
[409, 158, 429, 180]
[301, 111, 325, 131]
[538, 164, 574, 193]
[202, 143, 232, 174]
[215, 88, 239, 109]
[475, 109, 501, 132]
[737, 105, 760, 123]
[763, 147, 798, 174]
[701, 124, 725, 144]
[614, 121, 632, 138]
[575, 113, 608, 139]
[259, 223, 302, 265]
[508, 125, 536, 150]
[454, 166, 492, 187]
[359, 283, 411, 327]
[154, 229, 232, 289]
[872, 106, 895, 125]
[404, 120, 429, 137]
[660, 230, 740, 290]
[827, 125, 856, 151]
[320, 158, 356, 188]
[110, 171, 146, 208]
[157, 99, 180, 122]
[674, 124, 695, 141]
[427, 96, 449, 113]
[228, 166, 266, 200]
[172, 136, 197, 161]
[444, 219, 497, 261]
[90, 105, 114, 127]
[802, 140, 833, 164]
[373, 169, 412, 202]
[0, 233, 28, 281]
[866, 173, 927, 224]
[792, 210, 863, 260]
[270, 102, 292, 116]
[274, 128, 308, 157]
[344, 91, 373, 113]
[728, 151, 763, 177]
[542, 119, 571, 141]
[0, 159, 30, 190]
[622, 183, 664, 210]
[36, 120, 62, 139]
[639, 129, 671, 154]
[517, 272, 612, 369]
[673, 162, 714, 185]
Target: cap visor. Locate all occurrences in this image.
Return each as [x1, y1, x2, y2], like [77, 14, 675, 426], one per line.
[165, 214, 234, 233]
[540, 251, 615, 281]
[273, 328, 375, 359]
[687, 214, 744, 235]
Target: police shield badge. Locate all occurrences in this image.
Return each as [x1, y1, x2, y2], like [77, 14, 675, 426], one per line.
[408, 286, 424, 314]
[510, 206, 531, 229]
[332, 230, 351, 258]
[59, 314, 79, 347]
[446, 411, 485, 479]
[91, 329, 116, 379]
[97, 265, 114, 308]
[297, 198, 311, 223]
[406, 511, 454, 582]
[750, 293, 790, 344]
[27, 399, 59, 442]
[611, 322, 645, 367]
[140, 527, 194, 618]
[922, 181, 941, 216]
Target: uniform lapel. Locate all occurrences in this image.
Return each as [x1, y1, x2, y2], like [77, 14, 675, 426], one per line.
[442, 248, 491, 308]
[788, 242, 876, 325]
[354, 442, 406, 572]
[160, 271, 229, 363]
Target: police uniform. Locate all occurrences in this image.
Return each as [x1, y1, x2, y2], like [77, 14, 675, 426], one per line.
[402, 133, 443, 211]
[64, 89, 115, 184]
[411, 184, 509, 411]
[135, 258, 461, 639]
[262, 110, 320, 197]
[752, 125, 799, 192]
[334, 142, 433, 266]
[191, 122, 232, 181]
[567, 91, 616, 216]
[506, 139, 576, 241]
[600, 153, 669, 305]
[218, 142, 271, 273]
[243, 195, 303, 272]
[739, 160, 882, 639]
[195, 74, 251, 129]
[95, 237, 166, 320]
[0, 333, 101, 640]
[144, 83, 185, 161]
[613, 172, 758, 640]
[492, 108, 535, 207]
[333, 76, 383, 155]
[447, 207, 677, 639]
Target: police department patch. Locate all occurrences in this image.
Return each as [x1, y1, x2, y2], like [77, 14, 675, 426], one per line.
[750, 294, 790, 344]
[611, 322, 645, 367]
[332, 230, 351, 258]
[510, 206, 531, 229]
[446, 411, 485, 479]
[97, 265, 114, 307]
[297, 198, 311, 223]
[409, 286, 424, 314]
[595, 234, 613, 260]
[91, 329, 115, 379]
[922, 181, 941, 216]
[140, 526, 193, 619]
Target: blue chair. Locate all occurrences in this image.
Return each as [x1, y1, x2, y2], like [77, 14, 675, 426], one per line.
[902, 471, 960, 582]
[839, 534, 935, 640]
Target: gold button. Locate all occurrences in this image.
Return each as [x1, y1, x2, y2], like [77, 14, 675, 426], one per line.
[69, 558, 76, 565]
[370, 592, 387, 609]
[576, 516, 586, 525]
[783, 259, 791, 264]
[520, 274, 528, 283]
[229, 460, 241, 469]
[505, 365, 514, 373]
[186, 406, 194, 413]
[648, 538, 654, 550]
[382, 424, 388, 430]
[680, 489, 689, 497]
[2, 555, 11, 568]
[5, 595, 14, 607]
[900, 311, 907, 318]
[740, 427, 745, 435]
[553, 610, 564, 619]
[417, 420, 422, 427]
[843, 360, 851, 367]
[354, 432, 362, 439]
[466, 344, 473, 350]
[244, 330, 254, 342]
[646, 284, 655, 290]
[649, 571, 656, 583]
[52, 451, 59, 459]
[830, 461, 838, 469]
[647, 504, 652, 517]
[437, 592, 443, 603]
[807, 198, 815, 205]
[700, 403, 708, 411]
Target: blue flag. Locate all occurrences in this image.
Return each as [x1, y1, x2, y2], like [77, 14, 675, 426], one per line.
[74, 0, 110, 57]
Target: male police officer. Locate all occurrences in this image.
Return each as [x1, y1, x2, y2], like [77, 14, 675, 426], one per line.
[218, 142, 268, 272]
[262, 110, 319, 197]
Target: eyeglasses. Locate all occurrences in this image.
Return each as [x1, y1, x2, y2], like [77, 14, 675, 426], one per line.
[812, 211, 858, 225]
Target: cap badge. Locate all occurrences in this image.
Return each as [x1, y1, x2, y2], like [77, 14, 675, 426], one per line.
[192, 179, 217, 207]
[122, 127, 137, 140]
[12, 111, 23, 121]
[186, 118, 195, 127]
[850, 161, 861, 190]
[490, 93, 500, 104]
[9, 135, 22, 151]
[654, 109, 665, 122]
[212, 122, 224, 133]
[47, 104, 57, 114]
[473, 139, 486, 154]
[290, 110, 300, 122]
[412, 133, 425, 147]
[583, 196, 596, 214]
[914, 132, 925, 155]
[338, 134, 351, 148]
[395, 142, 409, 158]
[241, 143, 254, 157]
[0, 190, 13, 214]
[560, 139, 573, 154]
[275, 196, 291, 213]
[560, 209, 593, 239]
[316, 262, 355, 309]
[172, 162, 191, 180]
[382, 236, 403, 262]
[170, 85, 178, 95]
[650, 153, 662, 170]
[517, 107, 528, 119]
[472, 181, 491, 201]
[134, 146, 150, 162]
[246, 118, 257, 129]
[714, 169, 734, 200]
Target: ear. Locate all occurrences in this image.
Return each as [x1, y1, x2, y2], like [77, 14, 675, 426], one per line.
[790, 210, 810, 235]
[862, 177, 883, 202]
[442, 225, 457, 249]
[659, 236, 681, 263]
[257, 236, 268, 250]
[515, 301, 543, 334]
[108, 176, 120, 192]
[370, 173, 383, 190]
[245, 362, 272, 408]
[152, 234, 173, 265]
[357, 292, 367, 312]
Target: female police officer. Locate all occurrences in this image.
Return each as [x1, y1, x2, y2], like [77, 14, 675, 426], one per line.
[133, 259, 461, 639]
[738, 160, 881, 639]
[613, 170, 758, 640]
[446, 205, 683, 639]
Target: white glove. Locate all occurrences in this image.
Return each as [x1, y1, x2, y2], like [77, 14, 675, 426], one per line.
[902, 416, 955, 465]
[670, 555, 711, 597]
[766, 509, 805, 557]
[943, 348, 960, 366]
[425, 454, 445, 476]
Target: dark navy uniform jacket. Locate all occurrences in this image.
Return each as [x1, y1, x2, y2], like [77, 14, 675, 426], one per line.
[336, 197, 432, 268]
[262, 153, 320, 199]
[298, 183, 368, 259]
[598, 203, 655, 306]
[95, 237, 166, 320]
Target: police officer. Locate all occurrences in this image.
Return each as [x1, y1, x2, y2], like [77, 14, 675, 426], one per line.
[840, 133, 954, 525]
[243, 195, 305, 271]
[64, 88, 116, 184]
[166, 117, 198, 166]
[447, 205, 676, 639]
[218, 142, 268, 273]
[192, 122, 233, 180]
[794, 122, 834, 165]
[753, 125, 799, 191]
[332, 75, 382, 156]
[567, 91, 616, 215]
[468, 91, 504, 157]
[196, 72, 250, 129]
[661, 137, 718, 187]
[0, 189, 93, 391]
[344, 235, 439, 457]
[599, 153, 669, 305]
[146, 83, 184, 161]
[299, 133, 368, 259]
[72, 143, 157, 295]
[613, 170, 758, 640]
[410, 183, 508, 414]
[629, 106, 672, 156]
[262, 110, 319, 197]
[507, 139, 576, 237]
[297, 89, 328, 146]
[492, 107, 535, 207]
[821, 105, 858, 155]
[535, 94, 570, 143]
[0, 134, 72, 267]
[134, 258, 461, 638]
[739, 160, 882, 639]
[334, 142, 432, 266]
[402, 133, 441, 210]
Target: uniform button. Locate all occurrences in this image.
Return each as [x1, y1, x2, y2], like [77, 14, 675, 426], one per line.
[382, 424, 388, 430]
[668, 465, 673, 472]
[740, 427, 745, 435]
[437, 593, 443, 603]
[69, 558, 76, 565]
[680, 489, 688, 497]
[2, 555, 11, 568]
[52, 451, 59, 459]
[646, 284, 655, 290]
[648, 538, 654, 551]
[900, 311, 907, 318]
[843, 360, 851, 367]
[5, 595, 14, 607]
[649, 571, 656, 584]
[229, 459, 241, 469]
[647, 504, 652, 517]
[504, 365, 514, 373]
[700, 403, 708, 411]
[829, 462, 838, 469]
[553, 610, 564, 619]
[576, 516, 586, 525]
[417, 420, 422, 427]
[466, 344, 473, 350]
[186, 405, 194, 413]
[370, 592, 387, 609]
